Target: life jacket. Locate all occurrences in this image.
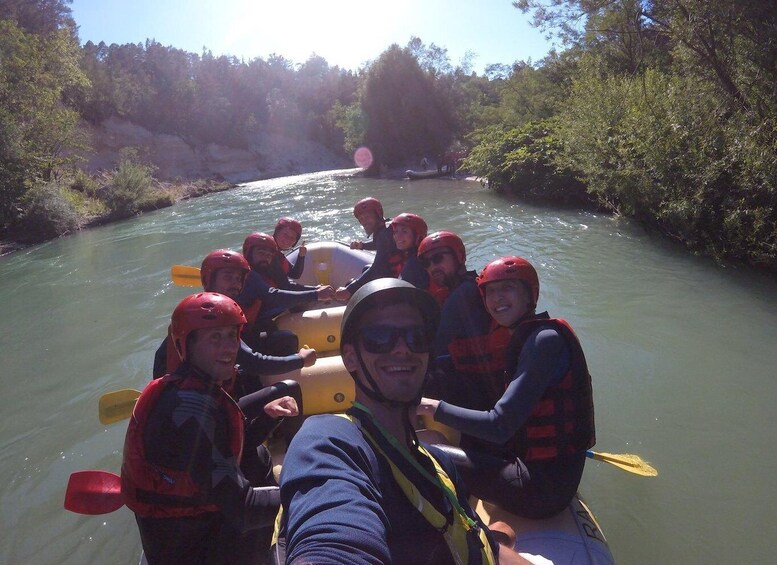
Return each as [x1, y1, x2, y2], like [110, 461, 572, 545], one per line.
[242, 298, 262, 328]
[505, 315, 595, 462]
[258, 270, 280, 288]
[447, 322, 512, 410]
[427, 279, 452, 307]
[121, 371, 245, 518]
[388, 250, 405, 278]
[273, 412, 496, 564]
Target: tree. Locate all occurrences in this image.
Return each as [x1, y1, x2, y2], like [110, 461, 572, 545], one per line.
[361, 45, 454, 168]
[0, 15, 88, 232]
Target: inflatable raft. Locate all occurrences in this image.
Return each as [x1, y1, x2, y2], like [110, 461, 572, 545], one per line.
[273, 241, 373, 354]
[285, 240, 375, 288]
[263, 370, 614, 563]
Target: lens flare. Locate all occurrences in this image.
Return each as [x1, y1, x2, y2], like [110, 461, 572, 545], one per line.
[354, 147, 373, 169]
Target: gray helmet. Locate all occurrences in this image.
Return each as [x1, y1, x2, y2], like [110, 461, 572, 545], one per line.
[341, 278, 440, 349]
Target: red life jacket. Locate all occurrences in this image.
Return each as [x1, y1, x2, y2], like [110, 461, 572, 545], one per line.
[449, 315, 595, 462]
[388, 251, 404, 277]
[504, 316, 595, 462]
[447, 322, 512, 409]
[121, 371, 245, 518]
[426, 280, 451, 307]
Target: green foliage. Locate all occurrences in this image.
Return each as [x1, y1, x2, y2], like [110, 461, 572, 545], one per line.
[0, 14, 88, 232]
[361, 45, 454, 167]
[556, 64, 776, 266]
[18, 180, 79, 240]
[331, 101, 367, 156]
[464, 121, 588, 204]
[102, 156, 155, 217]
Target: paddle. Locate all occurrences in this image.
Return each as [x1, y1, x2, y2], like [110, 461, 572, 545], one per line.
[171, 265, 201, 287]
[98, 389, 141, 425]
[64, 470, 124, 514]
[587, 450, 658, 476]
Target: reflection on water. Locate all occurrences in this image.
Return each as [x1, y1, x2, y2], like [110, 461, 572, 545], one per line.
[1, 170, 776, 564]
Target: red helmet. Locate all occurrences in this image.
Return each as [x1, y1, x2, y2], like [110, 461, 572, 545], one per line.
[200, 249, 250, 290]
[389, 213, 428, 247]
[353, 197, 384, 220]
[418, 231, 466, 266]
[274, 217, 302, 244]
[171, 292, 247, 361]
[476, 256, 539, 306]
[242, 232, 278, 259]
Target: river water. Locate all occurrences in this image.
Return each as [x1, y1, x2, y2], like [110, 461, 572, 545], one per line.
[1, 170, 775, 564]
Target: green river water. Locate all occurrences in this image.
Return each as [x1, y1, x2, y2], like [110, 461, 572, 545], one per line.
[1, 169, 775, 563]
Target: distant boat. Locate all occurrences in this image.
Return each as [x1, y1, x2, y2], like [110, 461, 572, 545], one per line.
[405, 169, 451, 180]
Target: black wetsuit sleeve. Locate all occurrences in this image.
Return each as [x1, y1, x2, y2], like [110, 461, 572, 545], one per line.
[434, 327, 571, 443]
[345, 226, 396, 294]
[236, 340, 304, 378]
[152, 337, 169, 379]
[237, 271, 318, 319]
[287, 253, 305, 279]
[360, 238, 378, 251]
[398, 253, 429, 289]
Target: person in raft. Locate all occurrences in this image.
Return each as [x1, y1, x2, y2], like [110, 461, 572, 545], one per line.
[244, 230, 316, 292]
[417, 230, 491, 356]
[238, 232, 335, 351]
[334, 197, 397, 301]
[417, 257, 596, 519]
[153, 249, 316, 396]
[272, 217, 307, 281]
[122, 292, 294, 564]
[276, 278, 531, 565]
[390, 212, 430, 289]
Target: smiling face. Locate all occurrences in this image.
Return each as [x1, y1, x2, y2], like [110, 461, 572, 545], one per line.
[342, 302, 429, 404]
[392, 224, 416, 251]
[356, 210, 381, 236]
[483, 279, 532, 327]
[187, 325, 240, 383]
[274, 226, 298, 250]
[208, 268, 245, 299]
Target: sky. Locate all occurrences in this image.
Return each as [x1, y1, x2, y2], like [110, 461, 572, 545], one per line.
[70, 0, 556, 74]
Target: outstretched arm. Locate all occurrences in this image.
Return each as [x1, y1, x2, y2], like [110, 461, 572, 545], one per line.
[431, 328, 570, 443]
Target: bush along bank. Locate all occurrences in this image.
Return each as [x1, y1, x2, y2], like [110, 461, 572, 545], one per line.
[3, 158, 231, 254]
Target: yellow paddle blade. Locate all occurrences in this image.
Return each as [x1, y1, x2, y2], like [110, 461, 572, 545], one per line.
[587, 450, 658, 477]
[171, 265, 202, 287]
[98, 389, 141, 425]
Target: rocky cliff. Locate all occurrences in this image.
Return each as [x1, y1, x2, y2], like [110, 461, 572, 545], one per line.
[79, 117, 351, 182]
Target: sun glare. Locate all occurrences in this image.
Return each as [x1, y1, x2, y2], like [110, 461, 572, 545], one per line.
[223, 0, 409, 68]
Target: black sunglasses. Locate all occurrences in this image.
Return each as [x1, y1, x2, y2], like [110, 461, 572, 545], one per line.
[358, 325, 433, 354]
[420, 251, 453, 269]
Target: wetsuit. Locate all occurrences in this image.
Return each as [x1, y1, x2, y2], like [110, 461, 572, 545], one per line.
[278, 408, 498, 565]
[431, 273, 491, 359]
[236, 270, 319, 351]
[278, 251, 305, 280]
[432, 313, 595, 519]
[344, 223, 397, 295]
[398, 249, 430, 289]
[260, 255, 316, 291]
[121, 365, 280, 564]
